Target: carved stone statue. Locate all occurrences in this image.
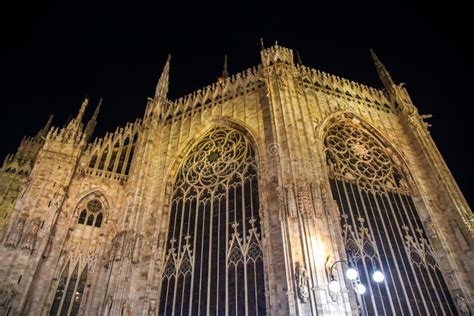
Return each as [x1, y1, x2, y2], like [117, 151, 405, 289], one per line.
[103, 295, 113, 316]
[295, 261, 309, 303]
[0, 283, 16, 307]
[122, 301, 131, 316]
[21, 218, 41, 251]
[147, 299, 157, 316]
[455, 294, 471, 316]
[5, 217, 26, 248]
[132, 234, 142, 264]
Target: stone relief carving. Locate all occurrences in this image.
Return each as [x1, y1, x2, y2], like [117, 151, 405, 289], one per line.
[295, 261, 309, 303]
[296, 181, 313, 218]
[5, 217, 26, 248]
[51, 185, 67, 209]
[451, 220, 470, 252]
[277, 186, 287, 221]
[147, 299, 157, 316]
[103, 295, 113, 316]
[0, 283, 16, 307]
[21, 218, 41, 252]
[106, 231, 142, 267]
[455, 294, 471, 316]
[132, 234, 142, 264]
[286, 186, 298, 219]
[121, 301, 131, 316]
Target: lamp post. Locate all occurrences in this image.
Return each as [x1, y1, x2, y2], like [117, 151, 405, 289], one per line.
[325, 257, 385, 314]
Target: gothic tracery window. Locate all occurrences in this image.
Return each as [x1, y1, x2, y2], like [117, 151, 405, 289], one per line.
[324, 115, 456, 315]
[159, 127, 266, 315]
[49, 263, 87, 316]
[77, 199, 104, 228]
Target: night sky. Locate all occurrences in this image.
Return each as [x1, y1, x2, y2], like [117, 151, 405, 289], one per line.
[1, 1, 472, 207]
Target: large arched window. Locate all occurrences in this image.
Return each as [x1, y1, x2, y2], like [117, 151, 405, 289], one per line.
[324, 115, 456, 315]
[49, 263, 87, 316]
[159, 127, 266, 315]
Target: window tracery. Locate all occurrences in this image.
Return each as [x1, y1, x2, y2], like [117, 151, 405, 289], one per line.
[49, 263, 87, 316]
[159, 127, 266, 315]
[324, 115, 456, 315]
[76, 199, 103, 228]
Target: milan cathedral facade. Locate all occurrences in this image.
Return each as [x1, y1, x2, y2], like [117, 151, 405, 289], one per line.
[0, 44, 472, 315]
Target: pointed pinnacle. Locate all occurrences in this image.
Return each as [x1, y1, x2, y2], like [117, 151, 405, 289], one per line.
[155, 54, 171, 99]
[260, 38, 265, 50]
[296, 50, 303, 64]
[370, 49, 395, 89]
[36, 114, 54, 139]
[222, 54, 229, 78]
[77, 97, 89, 122]
[44, 114, 54, 130]
[91, 98, 102, 121]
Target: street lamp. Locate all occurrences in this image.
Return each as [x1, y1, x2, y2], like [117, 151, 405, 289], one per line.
[325, 257, 385, 300]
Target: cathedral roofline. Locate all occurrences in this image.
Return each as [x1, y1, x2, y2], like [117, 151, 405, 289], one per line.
[158, 44, 393, 120]
[90, 44, 398, 145]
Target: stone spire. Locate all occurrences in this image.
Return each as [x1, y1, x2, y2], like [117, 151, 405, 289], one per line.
[370, 49, 395, 91]
[84, 98, 102, 142]
[296, 50, 303, 65]
[51, 97, 89, 144]
[76, 97, 89, 124]
[34, 114, 54, 141]
[155, 55, 171, 100]
[222, 54, 229, 78]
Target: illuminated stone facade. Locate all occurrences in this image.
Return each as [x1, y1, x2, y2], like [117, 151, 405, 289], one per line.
[0, 44, 472, 315]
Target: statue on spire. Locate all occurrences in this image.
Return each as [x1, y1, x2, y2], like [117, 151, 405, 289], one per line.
[155, 55, 171, 100]
[76, 97, 89, 123]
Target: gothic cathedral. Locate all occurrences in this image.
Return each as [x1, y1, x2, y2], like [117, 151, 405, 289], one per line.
[0, 44, 472, 315]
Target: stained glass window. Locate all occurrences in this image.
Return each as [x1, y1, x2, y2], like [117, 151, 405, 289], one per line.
[324, 116, 456, 315]
[159, 127, 266, 315]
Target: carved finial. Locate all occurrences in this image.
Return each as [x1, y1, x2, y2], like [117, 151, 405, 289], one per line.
[260, 37, 265, 50]
[222, 54, 229, 78]
[155, 54, 171, 99]
[77, 96, 89, 123]
[296, 50, 303, 64]
[370, 49, 396, 91]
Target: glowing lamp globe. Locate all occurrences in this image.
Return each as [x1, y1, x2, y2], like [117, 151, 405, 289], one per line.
[345, 267, 359, 280]
[328, 279, 341, 292]
[355, 283, 366, 295]
[372, 270, 385, 283]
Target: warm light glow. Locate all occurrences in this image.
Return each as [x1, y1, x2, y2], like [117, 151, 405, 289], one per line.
[355, 283, 366, 295]
[328, 279, 341, 292]
[345, 267, 358, 280]
[372, 270, 385, 283]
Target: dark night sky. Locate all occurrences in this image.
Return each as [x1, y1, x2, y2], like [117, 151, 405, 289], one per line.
[1, 1, 472, 207]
